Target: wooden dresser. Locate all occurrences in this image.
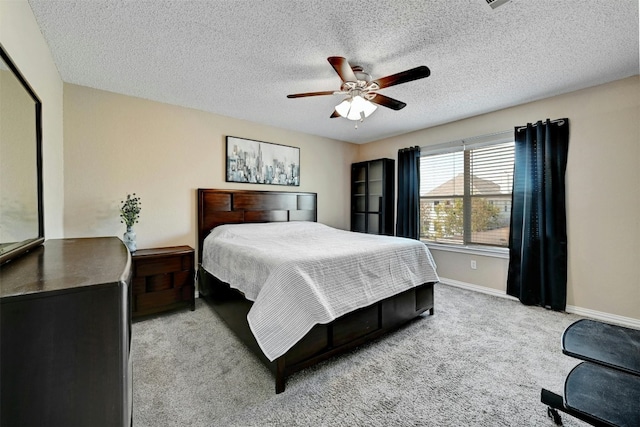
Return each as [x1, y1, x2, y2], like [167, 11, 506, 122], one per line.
[0, 237, 132, 427]
[130, 245, 195, 318]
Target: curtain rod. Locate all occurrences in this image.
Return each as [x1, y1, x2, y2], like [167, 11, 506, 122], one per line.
[515, 118, 566, 132]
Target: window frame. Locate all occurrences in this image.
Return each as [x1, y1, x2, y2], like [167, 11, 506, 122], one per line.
[419, 130, 514, 251]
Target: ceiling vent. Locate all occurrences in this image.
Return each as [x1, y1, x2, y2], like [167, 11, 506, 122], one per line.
[486, 0, 511, 9]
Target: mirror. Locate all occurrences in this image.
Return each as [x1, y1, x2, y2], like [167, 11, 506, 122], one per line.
[0, 43, 44, 265]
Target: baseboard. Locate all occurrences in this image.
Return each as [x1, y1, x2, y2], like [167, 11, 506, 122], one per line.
[439, 277, 640, 329]
[438, 277, 518, 301]
[565, 305, 640, 329]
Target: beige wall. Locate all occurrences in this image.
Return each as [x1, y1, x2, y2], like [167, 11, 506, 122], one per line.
[358, 76, 640, 321]
[0, 0, 65, 238]
[63, 84, 358, 255]
[61, 77, 640, 321]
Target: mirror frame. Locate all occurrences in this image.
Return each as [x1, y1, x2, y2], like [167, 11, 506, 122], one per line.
[0, 43, 44, 265]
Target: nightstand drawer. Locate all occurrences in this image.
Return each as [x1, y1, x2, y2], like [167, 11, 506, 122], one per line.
[132, 277, 146, 294]
[147, 273, 172, 292]
[137, 287, 184, 312]
[135, 256, 184, 277]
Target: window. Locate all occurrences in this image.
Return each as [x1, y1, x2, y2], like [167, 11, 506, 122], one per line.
[419, 133, 514, 247]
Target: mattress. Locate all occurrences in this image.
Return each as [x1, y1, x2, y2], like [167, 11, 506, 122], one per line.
[201, 221, 438, 361]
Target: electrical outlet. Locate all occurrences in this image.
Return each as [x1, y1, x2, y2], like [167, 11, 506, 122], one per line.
[470, 259, 477, 270]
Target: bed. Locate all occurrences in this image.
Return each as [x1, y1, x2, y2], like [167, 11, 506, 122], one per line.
[196, 188, 438, 393]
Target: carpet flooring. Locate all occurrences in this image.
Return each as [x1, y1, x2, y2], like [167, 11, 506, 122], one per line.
[132, 284, 590, 426]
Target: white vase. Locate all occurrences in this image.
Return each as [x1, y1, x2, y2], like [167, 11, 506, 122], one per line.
[123, 226, 137, 252]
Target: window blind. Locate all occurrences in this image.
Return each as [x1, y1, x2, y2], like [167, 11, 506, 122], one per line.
[419, 132, 514, 247]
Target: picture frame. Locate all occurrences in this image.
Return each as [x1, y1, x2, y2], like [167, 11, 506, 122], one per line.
[225, 136, 300, 186]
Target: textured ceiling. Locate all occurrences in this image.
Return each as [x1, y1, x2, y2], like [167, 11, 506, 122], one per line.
[27, 0, 639, 144]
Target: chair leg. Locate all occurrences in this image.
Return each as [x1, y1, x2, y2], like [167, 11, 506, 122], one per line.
[541, 389, 564, 425]
[547, 407, 563, 426]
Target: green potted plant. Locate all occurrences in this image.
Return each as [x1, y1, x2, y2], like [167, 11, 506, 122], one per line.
[120, 193, 141, 252]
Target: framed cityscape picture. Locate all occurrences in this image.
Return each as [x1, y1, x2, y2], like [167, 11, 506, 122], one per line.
[225, 136, 300, 186]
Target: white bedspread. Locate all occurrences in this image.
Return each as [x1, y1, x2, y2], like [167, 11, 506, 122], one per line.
[201, 221, 439, 361]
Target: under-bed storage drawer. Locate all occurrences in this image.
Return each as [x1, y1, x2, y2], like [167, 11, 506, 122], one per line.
[285, 324, 329, 364]
[416, 283, 434, 312]
[284, 284, 434, 365]
[333, 304, 380, 347]
[284, 304, 382, 365]
[381, 283, 434, 328]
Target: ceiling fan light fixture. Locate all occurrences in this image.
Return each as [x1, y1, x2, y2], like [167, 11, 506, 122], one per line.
[334, 98, 351, 118]
[288, 56, 430, 123]
[335, 95, 377, 121]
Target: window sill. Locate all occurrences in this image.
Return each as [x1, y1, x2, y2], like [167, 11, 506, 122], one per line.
[423, 241, 509, 259]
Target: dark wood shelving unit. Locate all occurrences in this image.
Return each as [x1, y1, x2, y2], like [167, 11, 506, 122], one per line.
[351, 158, 395, 235]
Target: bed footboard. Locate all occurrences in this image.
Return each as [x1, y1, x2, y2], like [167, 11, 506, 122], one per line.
[198, 265, 435, 393]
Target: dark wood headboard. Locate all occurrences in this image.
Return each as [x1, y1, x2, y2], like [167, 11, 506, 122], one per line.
[197, 189, 317, 263]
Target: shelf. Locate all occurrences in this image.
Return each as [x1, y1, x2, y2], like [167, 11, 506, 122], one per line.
[351, 158, 394, 235]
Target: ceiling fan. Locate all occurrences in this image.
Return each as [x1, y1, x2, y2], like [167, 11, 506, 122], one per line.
[287, 56, 430, 124]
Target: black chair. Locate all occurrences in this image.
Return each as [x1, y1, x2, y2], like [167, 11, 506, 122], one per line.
[541, 319, 640, 426]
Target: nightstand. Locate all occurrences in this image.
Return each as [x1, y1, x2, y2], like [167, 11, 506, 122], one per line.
[130, 245, 195, 318]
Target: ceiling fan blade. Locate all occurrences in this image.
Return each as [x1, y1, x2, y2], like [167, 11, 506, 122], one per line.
[330, 110, 340, 118]
[373, 66, 430, 89]
[287, 91, 336, 98]
[328, 56, 358, 82]
[369, 93, 407, 110]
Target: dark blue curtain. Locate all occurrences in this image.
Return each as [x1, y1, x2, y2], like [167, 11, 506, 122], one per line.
[507, 119, 569, 311]
[396, 146, 420, 239]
